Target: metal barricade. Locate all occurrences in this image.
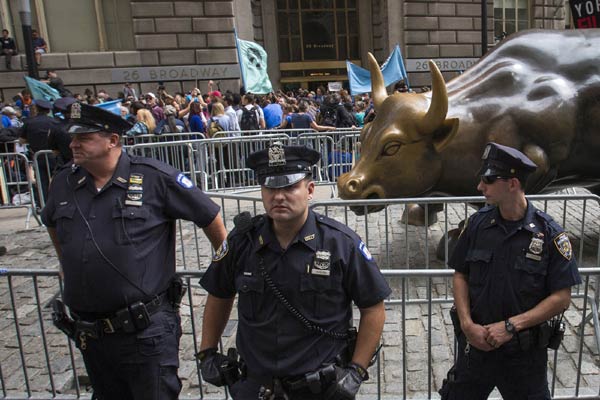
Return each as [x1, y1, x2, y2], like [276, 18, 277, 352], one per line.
[121, 132, 206, 148]
[32, 150, 56, 210]
[0, 152, 39, 228]
[1, 268, 599, 400]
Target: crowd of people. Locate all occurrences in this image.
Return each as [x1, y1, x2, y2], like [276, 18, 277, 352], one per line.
[2, 78, 421, 143]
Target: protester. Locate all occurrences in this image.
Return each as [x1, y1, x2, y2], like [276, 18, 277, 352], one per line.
[32, 29, 47, 66]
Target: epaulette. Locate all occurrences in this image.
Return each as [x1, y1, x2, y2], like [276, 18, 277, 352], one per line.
[129, 155, 177, 175]
[314, 212, 358, 240]
[534, 209, 562, 233]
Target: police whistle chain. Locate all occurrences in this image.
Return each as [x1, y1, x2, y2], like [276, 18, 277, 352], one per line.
[257, 257, 349, 340]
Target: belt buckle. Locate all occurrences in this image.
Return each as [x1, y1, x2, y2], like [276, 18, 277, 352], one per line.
[101, 318, 115, 334]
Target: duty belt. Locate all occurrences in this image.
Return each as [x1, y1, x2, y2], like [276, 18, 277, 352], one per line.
[248, 364, 337, 397]
[72, 292, 170, 339]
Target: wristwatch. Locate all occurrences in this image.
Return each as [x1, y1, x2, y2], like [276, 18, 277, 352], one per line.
[505, 319, 516, 335]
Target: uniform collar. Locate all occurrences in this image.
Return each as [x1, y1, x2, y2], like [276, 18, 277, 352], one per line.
[254, 210, 318, 252]
[484, 201, 539, 233]
[69, 152, 131, 191]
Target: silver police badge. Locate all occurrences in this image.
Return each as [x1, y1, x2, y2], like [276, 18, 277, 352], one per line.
[312, 250, 331, 276]
[482, 144, 491, 160]
[268, 142, 286, 166]
[528, 236, 544, 255]
[71, 102, 81, 119]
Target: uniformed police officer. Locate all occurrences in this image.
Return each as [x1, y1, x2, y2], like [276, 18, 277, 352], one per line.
[445, 142, 581, 399]
[19, 99, 60, 201]
[41, 103, 227, 400]
[198, 143, 391, 399]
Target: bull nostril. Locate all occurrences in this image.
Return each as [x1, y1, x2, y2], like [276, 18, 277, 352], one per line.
[347, 179, 361, 193]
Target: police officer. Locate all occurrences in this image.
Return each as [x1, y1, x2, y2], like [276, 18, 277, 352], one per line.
[19, 99, 60, 201]
[198, 143, 391, 399]
[41, 103, 227, 400]
[445, 143, 581, 399]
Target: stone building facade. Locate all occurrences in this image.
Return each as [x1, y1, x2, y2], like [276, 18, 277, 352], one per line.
[0, 0, 570, 100]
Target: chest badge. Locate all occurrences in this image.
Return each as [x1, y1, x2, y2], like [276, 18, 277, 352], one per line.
[311, 250, 331, 276]
[528, 236, 544, 255]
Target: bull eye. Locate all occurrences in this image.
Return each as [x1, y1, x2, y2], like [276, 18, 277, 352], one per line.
[382, 142, 402, 157]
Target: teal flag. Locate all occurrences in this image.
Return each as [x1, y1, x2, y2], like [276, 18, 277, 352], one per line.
[24, 76, 61, 101]
[236, 37, 273, 94]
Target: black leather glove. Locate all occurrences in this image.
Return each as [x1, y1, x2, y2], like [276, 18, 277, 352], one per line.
[326, 363, 368, 400]
[197, 347, 233, 387]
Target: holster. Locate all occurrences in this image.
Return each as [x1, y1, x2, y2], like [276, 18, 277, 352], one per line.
[439, 365, 456, 400]
[450, 305, 462, 337]
[167, 276, 186, 309]
[335, 327, 357, 367]
[51, 299, 76, 339]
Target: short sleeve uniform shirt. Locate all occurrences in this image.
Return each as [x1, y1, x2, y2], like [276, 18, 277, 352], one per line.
[41, 153, 220, 313]
[201, 210, 391, 377]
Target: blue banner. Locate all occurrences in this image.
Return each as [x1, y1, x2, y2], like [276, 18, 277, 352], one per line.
[346, 45, 409, 96]
[95, 99, 122, 116]
[23, 76, 61, 101]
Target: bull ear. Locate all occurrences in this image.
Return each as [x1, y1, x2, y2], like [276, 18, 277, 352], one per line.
[433, 118, 459, 153]
[368, 52, 387, 110]
[419, 60, 448, 135]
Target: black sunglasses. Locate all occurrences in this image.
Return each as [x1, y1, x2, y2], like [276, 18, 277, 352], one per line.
[480, 175, 510, 185]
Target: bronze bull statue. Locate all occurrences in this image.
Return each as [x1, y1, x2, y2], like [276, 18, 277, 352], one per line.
[338, 29, 600, 222]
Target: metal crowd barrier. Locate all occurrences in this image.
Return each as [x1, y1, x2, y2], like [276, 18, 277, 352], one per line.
[127, 130, 362, 193]
[0, 268, 598, 400]
[0, 152, 40, 228]
[121, 132, 206, 148]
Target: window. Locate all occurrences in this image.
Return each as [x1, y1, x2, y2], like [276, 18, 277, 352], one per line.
[276, 0, 360, 62]
[494, 0, 530, 41]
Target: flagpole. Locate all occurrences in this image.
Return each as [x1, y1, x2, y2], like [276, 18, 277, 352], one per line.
[234, 28, 247, 91]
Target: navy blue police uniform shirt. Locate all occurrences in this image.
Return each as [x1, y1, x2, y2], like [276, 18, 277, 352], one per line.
[201, 210, 391, 378]
[449, 202, 581, 326]
[41, 153, 220, 314]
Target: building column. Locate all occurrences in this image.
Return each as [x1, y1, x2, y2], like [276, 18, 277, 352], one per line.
[261, 0, 280, 90]
[386, 0, 405, 54]
[358, 0, 373, 68]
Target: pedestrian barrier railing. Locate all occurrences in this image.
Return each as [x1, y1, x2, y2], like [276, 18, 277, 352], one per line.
[121, 132, 206, 148]
[0, 141, 20, 155]
[127, 130, 362, 193]
[0, 152, 40, 228]
[22, 130, 362, 212]
[0, 268, 598, 400]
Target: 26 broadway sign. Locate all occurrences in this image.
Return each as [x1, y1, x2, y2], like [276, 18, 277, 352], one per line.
[569, 0, 600, 28]
[406, 58, 479, 73]
[111, 64, 241, 82]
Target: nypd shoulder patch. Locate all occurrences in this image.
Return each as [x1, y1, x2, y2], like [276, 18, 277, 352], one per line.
[358, 241, 373, 261]
[176, 173, 194, 189]
[212, 240, 229, 261]
[554, 232, 572, 261]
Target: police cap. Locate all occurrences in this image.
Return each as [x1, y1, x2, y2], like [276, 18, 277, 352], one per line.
[478, 142, 537, 180]
[53, 96, 77, 112]
[66, 102, 132, 135]
[34, 99, 52, 110]
[246, 143, 320, 188]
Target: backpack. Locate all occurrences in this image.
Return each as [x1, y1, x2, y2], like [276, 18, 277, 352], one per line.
[320, 106, 337, 127]
[240, 106, 259, 131]
[208, 118, 224, 137]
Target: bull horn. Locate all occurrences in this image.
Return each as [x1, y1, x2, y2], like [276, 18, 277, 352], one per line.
[419, 60, 448, 135]
[368, 52, 387, 110]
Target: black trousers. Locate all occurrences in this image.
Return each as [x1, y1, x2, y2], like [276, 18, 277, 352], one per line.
[445, 334, 551, 400]
[80, 309, 182, 400]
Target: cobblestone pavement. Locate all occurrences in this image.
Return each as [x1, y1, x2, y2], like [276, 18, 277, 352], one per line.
[0, 189, 599, 399]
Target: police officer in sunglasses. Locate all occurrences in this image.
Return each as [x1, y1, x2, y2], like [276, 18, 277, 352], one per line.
[443, 142, 581, 399]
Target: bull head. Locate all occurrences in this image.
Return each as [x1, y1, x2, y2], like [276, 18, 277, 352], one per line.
[337, 53, 459, 209]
